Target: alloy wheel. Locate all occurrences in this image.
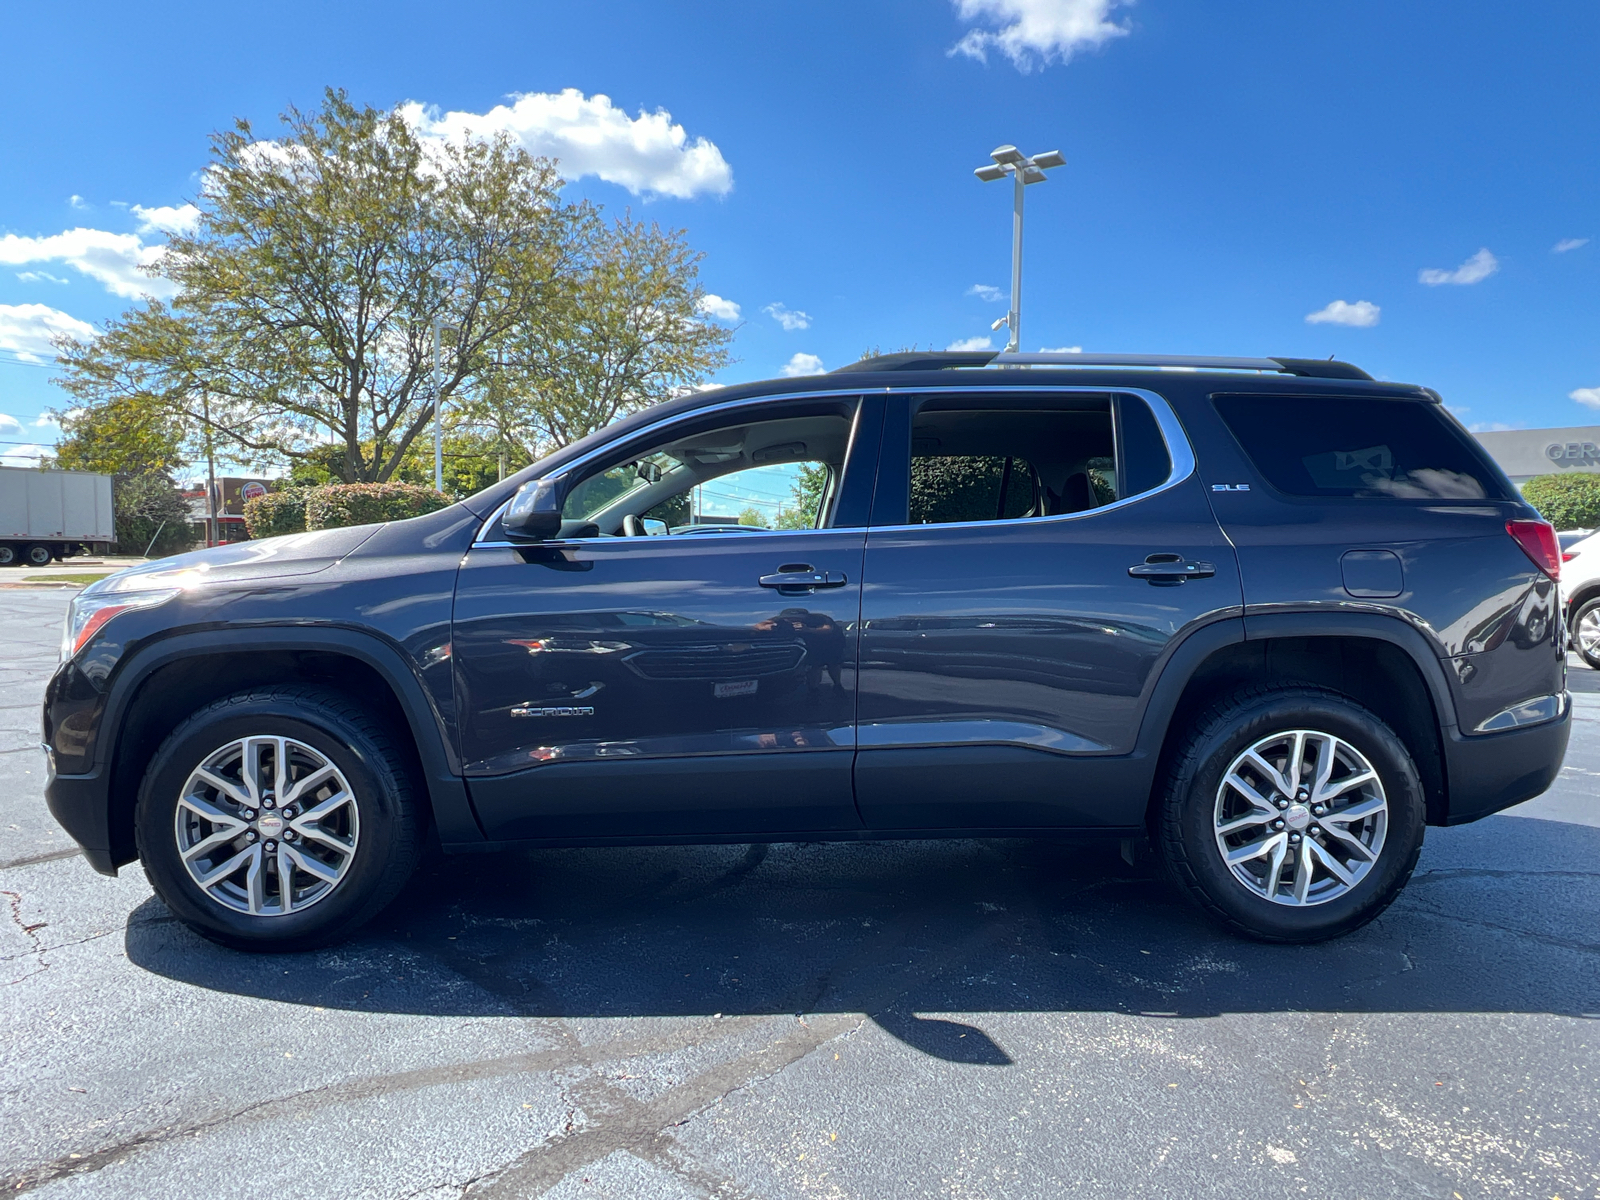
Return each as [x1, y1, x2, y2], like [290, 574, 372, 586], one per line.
[1212, 729, 1388, 906]
[1578, 607, 1600, 661]
[174, 735, 360, 916]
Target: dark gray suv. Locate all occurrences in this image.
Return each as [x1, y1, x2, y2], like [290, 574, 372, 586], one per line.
[42, 351, 1569, 950]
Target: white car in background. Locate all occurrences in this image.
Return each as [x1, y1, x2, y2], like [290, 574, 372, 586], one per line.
[1559, 529, 1600, 667]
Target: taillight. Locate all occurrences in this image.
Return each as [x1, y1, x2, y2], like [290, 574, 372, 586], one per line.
[1563, 551, 1578, 563]
[1506, 519, 1560, 580]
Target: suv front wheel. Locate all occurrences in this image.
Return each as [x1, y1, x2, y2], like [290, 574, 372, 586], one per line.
[136, 686, 422, 951]
[1157, 686, 1425, 943]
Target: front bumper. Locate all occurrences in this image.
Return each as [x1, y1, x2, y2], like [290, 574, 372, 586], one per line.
[43, 761, 119, 876]
[1441, 703, 1572, 825]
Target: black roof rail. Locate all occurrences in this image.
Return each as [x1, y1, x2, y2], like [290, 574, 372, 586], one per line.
[830, 350, 1373, 381]
[1267, 357, 1374, 381]
[829, 351, 997, 373]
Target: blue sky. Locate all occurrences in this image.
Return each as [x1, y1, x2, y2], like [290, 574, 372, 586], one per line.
[1, 0, 1597, 466]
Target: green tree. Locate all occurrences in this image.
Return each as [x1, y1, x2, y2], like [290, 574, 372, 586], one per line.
[469, 210, 734, 455]
[55, 90, 732, 492]
[112, 472, 194, 558]
[775, 461, 829, 529]
[55, 89, 575, 483]
[49, 392, 188, 478]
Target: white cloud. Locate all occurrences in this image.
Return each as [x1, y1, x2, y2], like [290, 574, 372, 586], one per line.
[1306, 299, 1381, 327]
[950, 0, 1131, 70]
[0, 415, 54, 466]
[697, 293, 741, 321]
[132, 203, 201, 236]
[0, 442, 52, 466]
[1468, 421, 1518, 433]
[16, 271, 68, 285]
[1553, 238, 1590, 254]
[967, 283, 1005, 302]
[947, 335, 994, 351]
[780, 352, 825, 377]
[0, 303, 97, 362]
[763, 302, 811, 332]
[68, 194, 87, 210]
[33, 413, 59, 428]
[1039, 345, 1083, 352]
[1419, 248, 1498, 286]
[1572, 387, 1600, 409]
[0, 228, 173, 299]
[398, 89, 732, 200]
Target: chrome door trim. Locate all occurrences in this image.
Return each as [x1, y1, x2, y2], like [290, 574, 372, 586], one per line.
[472, 385, 1196, 546]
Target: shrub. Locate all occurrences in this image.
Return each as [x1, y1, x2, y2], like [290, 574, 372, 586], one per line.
[243, 488, 311, 538]
[303, 482, 451, 531]
[1520, 473, 1600, 530]
[113, 472, 195, 558]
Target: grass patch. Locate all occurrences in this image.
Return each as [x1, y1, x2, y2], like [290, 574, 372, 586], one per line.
[22, 572, 114, 585]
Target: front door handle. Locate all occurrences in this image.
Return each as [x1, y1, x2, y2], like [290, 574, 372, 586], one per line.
[1128, 557, 1216, 586]
[760, 568, 849, 591]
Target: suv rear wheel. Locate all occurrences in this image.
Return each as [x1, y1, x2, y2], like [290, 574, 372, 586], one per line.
[1157, 686, 1425, 943]
[135, 686, 422, 951]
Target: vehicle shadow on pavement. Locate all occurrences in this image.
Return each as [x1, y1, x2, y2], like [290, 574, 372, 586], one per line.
[124, 814, 1600, 1064]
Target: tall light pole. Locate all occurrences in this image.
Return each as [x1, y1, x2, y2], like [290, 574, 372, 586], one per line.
[974, 145, 1065, 353]
[431, 318, 459, 493]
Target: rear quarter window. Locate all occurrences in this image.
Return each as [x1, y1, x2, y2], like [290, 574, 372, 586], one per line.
[1213, 395, 1509, 501]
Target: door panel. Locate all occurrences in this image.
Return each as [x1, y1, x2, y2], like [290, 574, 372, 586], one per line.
[853, 390, 1242, 829]
[454, 529, 866, 838]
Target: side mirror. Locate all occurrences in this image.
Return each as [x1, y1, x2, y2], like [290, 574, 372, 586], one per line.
[502, 477, 565, 541]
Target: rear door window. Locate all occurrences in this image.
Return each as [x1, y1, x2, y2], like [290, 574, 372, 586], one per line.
[883, 394, 1173, 527]
[1214, 395, 1508, 500]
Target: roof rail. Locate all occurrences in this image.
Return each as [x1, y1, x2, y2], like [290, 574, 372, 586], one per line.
[831, 350, 1373, 381]
[829, 352, 996, 374]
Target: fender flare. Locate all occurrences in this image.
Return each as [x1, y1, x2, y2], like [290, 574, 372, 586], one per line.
[101, 625, 481, 847]
[1125, 609, 1460, 822]
[1239, 610, 1459, 731]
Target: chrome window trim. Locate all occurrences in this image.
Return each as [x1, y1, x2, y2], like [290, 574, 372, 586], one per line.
[471, 384, 1195, 547]
[872, 384, 1195, 534]
[473, 390, 870, 546]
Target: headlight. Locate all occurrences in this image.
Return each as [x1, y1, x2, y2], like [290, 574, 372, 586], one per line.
[61, 589, 180, 662]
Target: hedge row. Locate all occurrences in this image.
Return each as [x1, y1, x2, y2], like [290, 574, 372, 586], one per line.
[243, 482, 450, 538]
[1520, 473, 1600, 531]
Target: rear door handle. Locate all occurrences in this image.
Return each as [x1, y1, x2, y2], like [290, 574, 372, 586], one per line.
[760, 569, 849, 591]
[1128, 557, 1216, 586]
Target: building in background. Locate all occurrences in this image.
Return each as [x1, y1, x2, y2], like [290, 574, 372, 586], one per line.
[1473, 427, 1600, 488]
[180, 477, 272, 546]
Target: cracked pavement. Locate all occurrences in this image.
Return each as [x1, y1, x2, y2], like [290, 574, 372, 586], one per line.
[1, 588, 1597, 1198]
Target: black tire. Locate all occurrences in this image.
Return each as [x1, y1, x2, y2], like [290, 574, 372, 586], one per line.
[25, 543, 52, 567]
[0, 544, 15, 567]
[136, 686, 423, 951]
[1570, 596, 1600, 670]
[1156, 686, 1425, 943]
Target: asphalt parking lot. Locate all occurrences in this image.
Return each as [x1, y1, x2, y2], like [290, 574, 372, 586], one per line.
[2, 588, 1597, 1199]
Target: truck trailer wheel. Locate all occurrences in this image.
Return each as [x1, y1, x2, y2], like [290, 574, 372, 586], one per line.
[25, 544, 53, 567]
[0, 545, 15, 566]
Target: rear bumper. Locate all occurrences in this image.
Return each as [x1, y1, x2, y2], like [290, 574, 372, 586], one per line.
[1441, 705, 1571, 825]
[43, 765, 118, 876]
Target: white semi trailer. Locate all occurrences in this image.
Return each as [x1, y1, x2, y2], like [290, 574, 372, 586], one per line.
[0, 466, 116, 566]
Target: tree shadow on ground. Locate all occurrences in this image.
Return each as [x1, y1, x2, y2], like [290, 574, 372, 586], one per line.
[124, 813, 1600, 1063]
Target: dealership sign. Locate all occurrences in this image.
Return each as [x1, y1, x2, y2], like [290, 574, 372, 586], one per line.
[1546, 441, 1600, 463]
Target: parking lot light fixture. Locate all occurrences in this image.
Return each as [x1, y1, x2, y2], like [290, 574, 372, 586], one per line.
[972, 144, 1064, 353]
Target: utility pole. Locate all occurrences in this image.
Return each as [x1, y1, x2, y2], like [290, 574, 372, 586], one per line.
[432, 318, 461, 493]
[973, 145, 1065, 354]
[202, 390, 217, 548]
